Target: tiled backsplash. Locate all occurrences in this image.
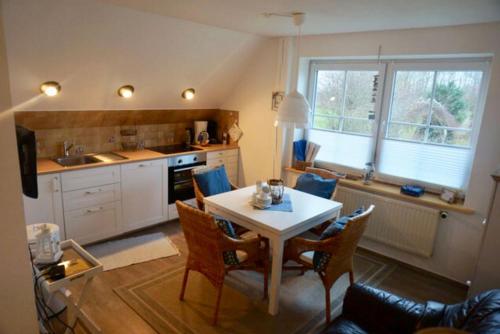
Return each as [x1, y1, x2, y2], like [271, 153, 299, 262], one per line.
[35, 123, 191, 158]
[15, 109, 239, 158]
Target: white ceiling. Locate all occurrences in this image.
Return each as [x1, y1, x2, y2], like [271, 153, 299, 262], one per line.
[98, 0, 500, 36]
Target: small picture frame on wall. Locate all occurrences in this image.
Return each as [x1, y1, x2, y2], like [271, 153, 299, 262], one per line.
[272, 91, 285, 111]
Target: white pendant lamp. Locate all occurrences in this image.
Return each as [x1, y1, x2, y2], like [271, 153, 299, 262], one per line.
[276, 13, 311, 129]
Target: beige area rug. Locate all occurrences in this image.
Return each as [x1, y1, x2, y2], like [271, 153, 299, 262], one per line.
[115, 253, 395, 334]
[85, 232, 180, 271]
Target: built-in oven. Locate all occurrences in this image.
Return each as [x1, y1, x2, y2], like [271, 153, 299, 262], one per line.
[168, 152, 206, 204]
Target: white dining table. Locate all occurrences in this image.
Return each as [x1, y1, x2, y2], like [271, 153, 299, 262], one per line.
[204, 186, 343, 315]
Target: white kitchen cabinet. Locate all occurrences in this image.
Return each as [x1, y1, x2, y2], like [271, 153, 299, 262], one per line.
[62, 166, 122, 245]
[121, 159, 168, 232]
[207, 149, 239, 185]
[23, 173, 65, 239]
[64, 202, 122, 245]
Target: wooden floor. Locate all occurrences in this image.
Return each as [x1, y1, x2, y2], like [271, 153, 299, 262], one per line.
[52, 221, 466, 334]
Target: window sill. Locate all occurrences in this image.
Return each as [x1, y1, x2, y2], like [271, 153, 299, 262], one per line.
[285, 167, 475, 215]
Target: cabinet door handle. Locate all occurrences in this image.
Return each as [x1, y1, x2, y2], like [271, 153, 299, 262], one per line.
[52, 177, 60, 193]
[138, 164, 147, 167]
[85, 206, 104, 214]
[85, 188, 102, 195]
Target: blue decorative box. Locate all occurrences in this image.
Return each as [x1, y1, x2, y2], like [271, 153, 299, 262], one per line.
[400, 184, 425, 197]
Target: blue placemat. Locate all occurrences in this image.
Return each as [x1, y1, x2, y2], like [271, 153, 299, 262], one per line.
[266, 193, 293, 212]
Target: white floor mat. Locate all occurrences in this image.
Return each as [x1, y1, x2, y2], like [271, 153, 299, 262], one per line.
[85, 232, 180, 271]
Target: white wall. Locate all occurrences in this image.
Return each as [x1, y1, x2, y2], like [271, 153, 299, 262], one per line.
[221, 38, 281, 185]
[0, 1, 38, 332]
[226, 22, 500, 283]
[1, 0, 266, 111]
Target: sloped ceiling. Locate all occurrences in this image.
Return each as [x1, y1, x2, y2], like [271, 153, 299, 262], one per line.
[98, 0, 500, 36]
[1, 0, 267, 111]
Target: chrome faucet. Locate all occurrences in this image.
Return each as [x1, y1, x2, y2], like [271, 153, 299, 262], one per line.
[63, 141, 74, 157]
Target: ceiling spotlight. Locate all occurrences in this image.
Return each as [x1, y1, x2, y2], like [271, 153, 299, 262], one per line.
[40, 81, 61, 97]
[118, 85, 134, 98]
[181, 88, 195, 100]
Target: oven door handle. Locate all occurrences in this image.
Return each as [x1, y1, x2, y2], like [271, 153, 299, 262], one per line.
[173, 165, 204, 173]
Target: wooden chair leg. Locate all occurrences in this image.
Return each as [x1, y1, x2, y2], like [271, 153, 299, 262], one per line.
[349, 271, 354, 285]
[179, 267, 190, 301]
[263, 262, 269, 299]
[212, 283, 224, 326]
[325, 286, 331, 324]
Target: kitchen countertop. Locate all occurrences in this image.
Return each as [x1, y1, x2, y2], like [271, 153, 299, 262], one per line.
[37, 144, 239, 175]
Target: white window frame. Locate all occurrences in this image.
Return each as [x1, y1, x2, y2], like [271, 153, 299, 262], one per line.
[306, 58, 491, 192]
[307, 61, 387, 174]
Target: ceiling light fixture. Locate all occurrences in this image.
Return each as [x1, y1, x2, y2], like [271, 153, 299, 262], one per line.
[118, 85, 134, 98]
[40, 81, 61, 97]
[275, 12, 311, 129]
[181, 88, 195, 100]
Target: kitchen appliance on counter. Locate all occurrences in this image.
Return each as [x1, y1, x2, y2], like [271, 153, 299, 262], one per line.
[167, 152, 207, 204]
[147, 144, 202, 155]
[194, 121, 208, 144]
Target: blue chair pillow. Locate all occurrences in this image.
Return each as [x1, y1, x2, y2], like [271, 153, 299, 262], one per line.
[312, 207, 365, 272]
[295, 173, 337, 199]
[193, 165, 232, 197]
[214, 217, 240, 265]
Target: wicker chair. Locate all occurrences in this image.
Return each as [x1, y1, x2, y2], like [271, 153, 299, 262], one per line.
[300, 167, 342, 235]
[192, 166, 238, 211]
[176, 201, 269, 326]
[283, 205, 375, 324]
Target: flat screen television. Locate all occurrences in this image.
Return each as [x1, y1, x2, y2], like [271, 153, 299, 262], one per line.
[15, 125, 38, 199]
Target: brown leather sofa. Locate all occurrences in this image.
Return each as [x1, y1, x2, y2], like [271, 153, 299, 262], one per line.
[324, 284, 500, 334]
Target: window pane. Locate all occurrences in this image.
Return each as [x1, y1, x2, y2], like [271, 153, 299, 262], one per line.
[309, 129, 373, 169]
[390, 71, 434, 124]
[445, 129, 471, 147]
[387, 123, 426, 141]
[428, 127, 446, 144]
[343, 118, 373, 135]
[313, 116, 341, 131]
[344, 71, 378, 118]
[314, 71, 345, 116]
[378, 139, 472, 189]
[430, 71, 483, 129]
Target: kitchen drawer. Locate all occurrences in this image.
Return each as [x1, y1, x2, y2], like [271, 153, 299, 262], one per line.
[63, 183, 120, 211]
[64, 201, 122, 245]
[207, 150, 225, 160]
[121, 159, 165, 171]
[206, 148, 239, 160]
[207, 157, 225, 167]
[225, 149, 239, 158]
[62, 165, 120, 192]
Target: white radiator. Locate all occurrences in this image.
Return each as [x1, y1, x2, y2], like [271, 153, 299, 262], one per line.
[335, 186, 439, 258]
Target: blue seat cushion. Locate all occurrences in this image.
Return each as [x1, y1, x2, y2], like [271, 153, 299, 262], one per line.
[214, 217, 240, 265]
[193, 165, 232, 196]
[313, 207, 365, 272]
[295, 173, 337, 199]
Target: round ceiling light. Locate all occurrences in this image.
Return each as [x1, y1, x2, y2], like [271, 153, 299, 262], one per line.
[40, 81, 61, 97]
[118, 85, 134, 98]
[181, 88, 195, 100]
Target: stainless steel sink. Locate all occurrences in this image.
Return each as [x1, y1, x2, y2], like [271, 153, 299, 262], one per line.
[54, 155, 101, 167]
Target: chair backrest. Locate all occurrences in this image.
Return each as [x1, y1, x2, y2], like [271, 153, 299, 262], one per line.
[296, 167, 341, 200]
[192, 165, 235, 210]
[176, 201, 226, 282]
[324, 205, 375, 280]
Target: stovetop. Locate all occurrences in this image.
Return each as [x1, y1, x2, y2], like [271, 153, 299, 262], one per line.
[147, 144, 202, 155]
